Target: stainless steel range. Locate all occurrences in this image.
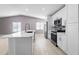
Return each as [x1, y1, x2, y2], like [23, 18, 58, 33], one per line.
[50, 18, 62, 46]
[51, 30, 57, 46]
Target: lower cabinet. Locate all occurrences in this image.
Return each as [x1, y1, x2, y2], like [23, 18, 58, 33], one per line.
[57, 32, 67, 54]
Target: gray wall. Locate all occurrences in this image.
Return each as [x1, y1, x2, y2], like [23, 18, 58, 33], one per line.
[0, 15, 45, 34]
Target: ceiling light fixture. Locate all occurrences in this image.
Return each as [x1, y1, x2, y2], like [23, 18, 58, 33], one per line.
[25, 8, 29, 11]
[42, 8, 45, 11]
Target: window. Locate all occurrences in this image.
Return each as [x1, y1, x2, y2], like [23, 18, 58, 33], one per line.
[36, 22, 44, 30]
[13, 22, 21, 32]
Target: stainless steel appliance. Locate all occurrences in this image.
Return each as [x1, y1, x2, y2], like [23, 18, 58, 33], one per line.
[51, 31, 57, 46]
[44, 21, 48, 39]
[50, 18, 62, 46]
[54, 18, 62, 27]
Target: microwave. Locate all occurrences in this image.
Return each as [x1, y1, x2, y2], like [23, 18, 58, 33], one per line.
[54, 18, 62, 26]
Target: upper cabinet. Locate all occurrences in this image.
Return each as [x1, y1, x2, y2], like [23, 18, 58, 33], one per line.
[47, 16, 53, 30]
[47, 4, 79, 55]
[66, 4, 78, 23]
[49, 4, 78, 26]
[52, 6, 67, 26]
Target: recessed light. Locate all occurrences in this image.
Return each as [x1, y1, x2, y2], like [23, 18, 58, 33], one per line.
[42, 8, 45, 11]
[25, 8, 29, 11]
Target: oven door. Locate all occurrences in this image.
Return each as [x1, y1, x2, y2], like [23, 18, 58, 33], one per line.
[51, 32, 57, 45]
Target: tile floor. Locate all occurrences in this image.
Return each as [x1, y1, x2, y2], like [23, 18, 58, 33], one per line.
[0, 33, 65, 55]
[33, 33, 66, 55]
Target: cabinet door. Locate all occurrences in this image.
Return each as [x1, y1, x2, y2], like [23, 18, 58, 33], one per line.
[57, 33, 67, 53]
[67, 4, 78, 23]
[48, 30, 51, 39]
[57, 35, 62, 49]
[67, 23, 79, 55]
[62, 35, 67, 53]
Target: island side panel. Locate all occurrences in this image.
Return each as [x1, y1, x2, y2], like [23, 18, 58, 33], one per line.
[8, 38, 15, 55]
[8, 37, 32, 55]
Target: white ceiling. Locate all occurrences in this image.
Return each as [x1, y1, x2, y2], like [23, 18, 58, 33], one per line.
[0, 4, 64, 19]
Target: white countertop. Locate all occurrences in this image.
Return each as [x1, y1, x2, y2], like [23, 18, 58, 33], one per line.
[0, 30, 35, 38]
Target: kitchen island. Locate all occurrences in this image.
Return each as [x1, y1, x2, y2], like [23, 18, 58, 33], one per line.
[1, 30, 35, 55]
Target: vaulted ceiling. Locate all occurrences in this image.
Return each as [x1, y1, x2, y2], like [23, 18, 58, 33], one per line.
[0, 4, 64, 19]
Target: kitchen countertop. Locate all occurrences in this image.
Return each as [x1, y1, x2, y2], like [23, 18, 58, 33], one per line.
[0, 30, 35, 38]
[57, 30, 65, 32]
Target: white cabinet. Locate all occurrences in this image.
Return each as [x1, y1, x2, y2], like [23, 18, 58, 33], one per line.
[47, 16, 52, 40]
[67, 4, 78, 23]
[48, 30, 51, 39]
[66, 23, 79, 55]
[57, 33, 62, 49]
[48, 4, 79, 55]
[57, 33, 67, 53]
[52, 6, 67, 26]
[66, 4, 79, 55]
